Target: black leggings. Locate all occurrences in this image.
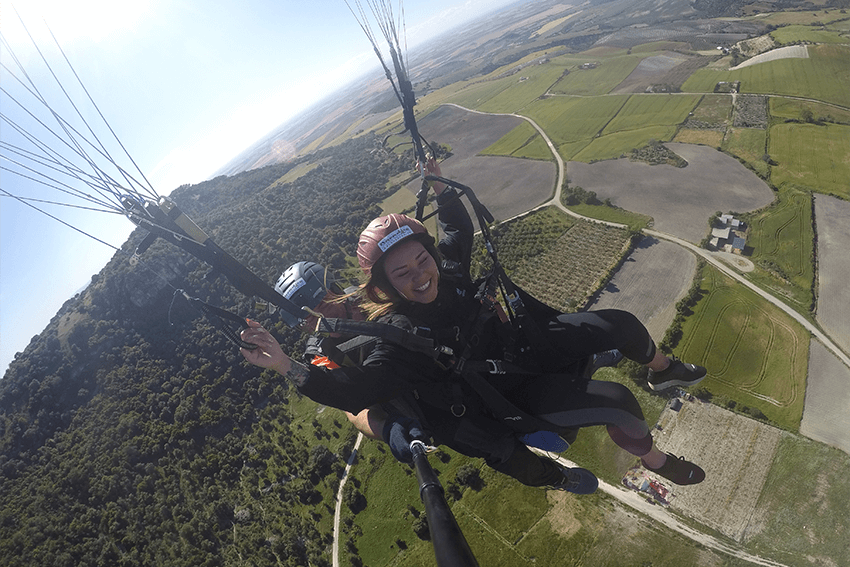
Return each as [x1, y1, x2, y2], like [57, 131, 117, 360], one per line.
[542, 309, 657, 368]
[494, 310, 658, 485]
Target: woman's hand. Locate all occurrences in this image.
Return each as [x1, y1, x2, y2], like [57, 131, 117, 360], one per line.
[240, 320, 291, 375]
[421, 157, 446, 195]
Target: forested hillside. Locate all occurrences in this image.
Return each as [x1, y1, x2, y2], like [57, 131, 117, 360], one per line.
[0, 135, 412, 566]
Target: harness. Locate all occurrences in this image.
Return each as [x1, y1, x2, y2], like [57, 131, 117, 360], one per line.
[310, 273, 563, 434]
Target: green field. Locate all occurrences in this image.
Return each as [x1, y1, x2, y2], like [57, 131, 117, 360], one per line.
[677, 266, 808, 431]
[480, 121, 553, 161]
[690, 93, 733, 123]
[564, 202, 651, 232]
[771, 24, 848, 45]
[673, 128, 724, 146]
[721, 127, 769, 177]
[769, 122, 850, 199]
[524, 95, 629, 146]
[602, 94, 701, 134]
[682, 44, 850, 107]
[770, 97, 850, 124]
[550, 54, 642, 96]
[573, 124, 677, 162]
[477, 64, 571, 114]
[744, 435, 850, 566]
[741, 187, 815, 313]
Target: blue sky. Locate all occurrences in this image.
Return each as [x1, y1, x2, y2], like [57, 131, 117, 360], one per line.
[0, 0, 519, 374]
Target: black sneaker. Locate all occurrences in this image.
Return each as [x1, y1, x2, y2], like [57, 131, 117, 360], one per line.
[647, 357, 706, 391]
[550, 466, 598, 494]
[642, 453, 705, 485]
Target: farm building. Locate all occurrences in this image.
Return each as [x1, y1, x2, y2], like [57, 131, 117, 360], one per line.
[708, 214, 748, 254]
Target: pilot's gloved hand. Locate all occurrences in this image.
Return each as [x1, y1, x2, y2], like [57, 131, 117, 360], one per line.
[382, 415, 431, 463]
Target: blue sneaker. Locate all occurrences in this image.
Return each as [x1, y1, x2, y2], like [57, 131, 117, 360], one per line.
[550, 466, 598, 494]
[520, 431, 570, 452]
[583, 349, 623, 379]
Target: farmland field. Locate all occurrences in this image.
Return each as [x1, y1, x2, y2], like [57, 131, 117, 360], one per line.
[682, 44, 850, 108]
[478, 64, 572, 114]
[651, 399, 782, 542]
[572, 125, 677, 163]
[673, 128, 724, 146]
[586, 236, 696, 342]
[801, 341, 850, 455]
[480, 121, 552, 161]
[474, 207, 630, 313]
[721, 127, 769, 177]
[568, 143, 775, 243]
[677, 266, 808, 431]
[814, 195, 850, 354]
[601, 94, 701, 134]
[769, 122, 850, 199]
[741, 187, 814, 312]
[690, 93, 733, 123]
[524, 95, 630, 145]
[770, 97, 850, 123]
[744, 434, 850, 566]
[770, 24, 848, 45]
[549, 54, 642, 96]
[409, 105, 557, 221]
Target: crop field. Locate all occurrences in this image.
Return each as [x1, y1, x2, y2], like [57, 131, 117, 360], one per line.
[813, 195, 850, 353]
[480, 121, 552, 161]
[690, 93, 733, 123]
[572, 125, 676, 163]
[651, 399, 782, 542]
[677, 266, 808, 431]
[742, 187, 815, 312]
[682, 44, 850, 108]
[749, 8, 849, 26]
[445, 77, 517, 112]
[602, 94, 701, 134]
[549, 55, 643, 96]
[509, 220, 631, 312]
[771, 24, 848, 45]
[524, 95, 630, 145]
[744, 434, 850, 566]
[477, 64, 571, 114]
[770, 97, 850, 123]
[569, 143, 775, 243]
[721, 127, 768, 177]
[586, 236, 695, 342]
[673, 128, 724, 146]
[769, 122, 850, 199]
[471, 207, 630, 312]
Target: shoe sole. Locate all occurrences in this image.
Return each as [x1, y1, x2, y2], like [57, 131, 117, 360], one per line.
[648, 373, 706, 391]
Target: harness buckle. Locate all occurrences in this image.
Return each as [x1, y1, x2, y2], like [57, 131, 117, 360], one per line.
[451, 403, 467, 417]
[486, 359, 505, 374]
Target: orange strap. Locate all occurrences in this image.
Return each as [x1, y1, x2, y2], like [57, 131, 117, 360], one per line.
[310, 355, 340, 369]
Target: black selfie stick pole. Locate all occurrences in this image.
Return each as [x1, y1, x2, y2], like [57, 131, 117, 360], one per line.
[410, 440, 479, 567]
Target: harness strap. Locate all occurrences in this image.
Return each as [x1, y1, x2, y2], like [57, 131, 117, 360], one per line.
[460, 370, 554, 434]
[178, 291, 258, 350]
[315, 318, 451, 361]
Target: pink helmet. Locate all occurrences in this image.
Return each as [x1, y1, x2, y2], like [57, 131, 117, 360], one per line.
[357, 213, 430, 275]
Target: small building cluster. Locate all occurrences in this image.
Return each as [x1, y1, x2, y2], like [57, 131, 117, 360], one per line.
[709, 213, 747, 254]
[622, 466, 672, 506]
